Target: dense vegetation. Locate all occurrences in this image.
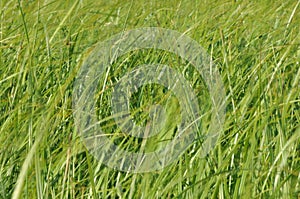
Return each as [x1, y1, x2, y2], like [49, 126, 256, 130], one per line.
[1, 0, 299, 198]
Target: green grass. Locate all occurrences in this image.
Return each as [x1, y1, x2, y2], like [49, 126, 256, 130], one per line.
[1, 0, 300, 198]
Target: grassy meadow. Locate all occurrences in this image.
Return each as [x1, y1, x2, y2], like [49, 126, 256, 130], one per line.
[1, 0, 300, 198]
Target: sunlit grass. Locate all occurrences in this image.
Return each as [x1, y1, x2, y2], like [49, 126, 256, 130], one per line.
[0, 0, 299, 198]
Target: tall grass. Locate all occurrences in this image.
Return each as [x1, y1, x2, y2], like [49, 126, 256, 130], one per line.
[0, 0, 299, 198]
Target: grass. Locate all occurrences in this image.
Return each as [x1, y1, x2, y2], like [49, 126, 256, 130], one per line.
[1, 0, 300, 198]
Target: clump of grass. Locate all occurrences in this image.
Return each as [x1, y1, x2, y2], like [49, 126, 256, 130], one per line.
[0, 0, 299, 198]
